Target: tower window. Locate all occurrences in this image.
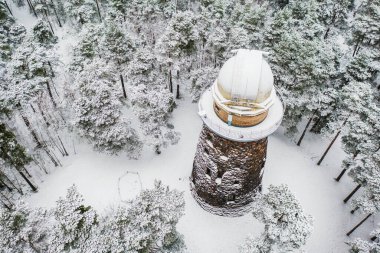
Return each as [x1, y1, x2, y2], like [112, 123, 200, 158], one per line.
[234, 180, 239, 185]
[227, 194, 236, 202]
[206, 168, 211, 178]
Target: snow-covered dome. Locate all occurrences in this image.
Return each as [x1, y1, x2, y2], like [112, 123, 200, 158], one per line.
[211, 49, 276, 127]
[217, 49, 274, 103]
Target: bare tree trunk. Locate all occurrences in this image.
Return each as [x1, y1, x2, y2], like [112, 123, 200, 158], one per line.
[20, 112, 42, 148]
[0, 172, 23, 194]
[324, 27, 331, 40]
[94, 0, 102, 22]
[176, 84, 180, 99]
[49, 0, 62, 27]
[43, 148, 59, 167]
[169, 69, 173, 93]
[4, 1, 13, 16]
[0, 179, 13, 191]
[57, 135, 69, 156]
[318, 116, 349, 166]
[0, 192, 13, 210]
[26, 0, 38, 17]
[351, 206, 359, 214]
[38, 102, 50, 127]
[18, 171, 37, 192]
[344, 184, 361, 203]
[0, 200, 12, 210]
[297, 111, 316, 146]
[30, 104, 36, 113]
[335, 168, 347, 182]
[346, 213, 372, 236]
[310, 117, 321, 132]
[120, 75, 127, 99]
[46, 82, 57, 107]
[48, 61, 55, 77]
[317, 130, 341, 165]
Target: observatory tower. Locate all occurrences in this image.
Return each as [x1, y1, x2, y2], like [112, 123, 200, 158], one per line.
[190, 49, 284, 216]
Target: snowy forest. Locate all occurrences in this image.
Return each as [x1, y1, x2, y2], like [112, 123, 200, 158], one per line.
[0, 0, 379, 252]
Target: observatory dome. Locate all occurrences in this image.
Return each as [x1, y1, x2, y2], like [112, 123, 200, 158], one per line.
[217, 49, 274, 103]
[212, 49, 276, 127]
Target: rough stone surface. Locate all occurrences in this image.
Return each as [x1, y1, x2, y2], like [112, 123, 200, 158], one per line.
[190, 124, 268, 216]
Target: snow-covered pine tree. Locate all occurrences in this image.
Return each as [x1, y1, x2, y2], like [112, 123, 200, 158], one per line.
[32, 19, 58, 47]
[351, 0, 380, 56]
[0, 2, 26, 61]
[317, 80, 376, 166]
[127, 47, 178, 154]
[351, 153, 380, 216]
[156, 10, 199, 97]
[241, 184, 313, 252]
[348, 238, 380, 253]
[99, 22, 134, 66]
[73, 58, 142, 157]
[189, 66, 219, 102]
[0, 202, 50, 252]
[70, 24, 102, 73]
[106, 0, 129, 21]
[224, 26, 250, 59]
[337, 104, 380, 181]
[6, 39, 58, 108]
[344, 149, 380, 207]
[269, 30, 338, 136]
[229, 0, 270, 48]
[319, 0, 354, 39]
[345, 50, 378, 83]
[50, 185, 98, 252]
[0, 123, 37, 192]
[63, 0, 98, 26]
[124, 180, 185, 253]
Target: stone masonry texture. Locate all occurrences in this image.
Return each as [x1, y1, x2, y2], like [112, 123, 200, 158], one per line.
[191, 124, 268, 216]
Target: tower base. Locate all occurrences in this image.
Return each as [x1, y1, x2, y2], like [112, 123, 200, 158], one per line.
[191, 125, 267, 217]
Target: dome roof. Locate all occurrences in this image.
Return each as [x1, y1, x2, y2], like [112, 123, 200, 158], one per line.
[217, 49, 274, 103]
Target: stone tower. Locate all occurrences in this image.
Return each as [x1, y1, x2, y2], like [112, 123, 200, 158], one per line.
[190, 49, 284, 216]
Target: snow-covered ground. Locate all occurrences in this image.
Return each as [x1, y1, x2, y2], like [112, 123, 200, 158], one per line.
[9, 3, 377, 252]
[26, 94, 377, 253]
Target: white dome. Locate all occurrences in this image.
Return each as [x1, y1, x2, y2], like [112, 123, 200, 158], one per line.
[217, 49, 274, 103]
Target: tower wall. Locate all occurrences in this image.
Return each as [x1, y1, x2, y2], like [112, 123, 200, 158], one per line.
[190, 125, 267, 216]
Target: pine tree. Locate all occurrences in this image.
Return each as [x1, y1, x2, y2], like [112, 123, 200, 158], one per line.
[50, 185, 98, 252]
[241, 184, 313, 252]
[348, 238, 380, 252]
[99, 22, 134, 65]
[6, 39, 57, 107]
[0, 202, 50, 252]
[32, 19, 57, 46]
[156, 10, 199, 96]
[319, 0, 354, 39]
[0, 2, 26, 61]
[64, 0, 97, 25]
[351, 0, 380, 56]
[70, 24, 102, 73]
[127, 47, 178, 154]
[0, 123, 37, 192]
[73, 58, 142, 157]
[124, 181, 185, 252]
[189, 66, 219, 102]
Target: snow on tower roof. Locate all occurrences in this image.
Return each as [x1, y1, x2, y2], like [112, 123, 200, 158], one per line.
[217, 49, 274, 103]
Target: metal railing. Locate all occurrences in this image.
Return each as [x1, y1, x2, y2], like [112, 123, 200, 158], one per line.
[198, 88, 286, 142]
